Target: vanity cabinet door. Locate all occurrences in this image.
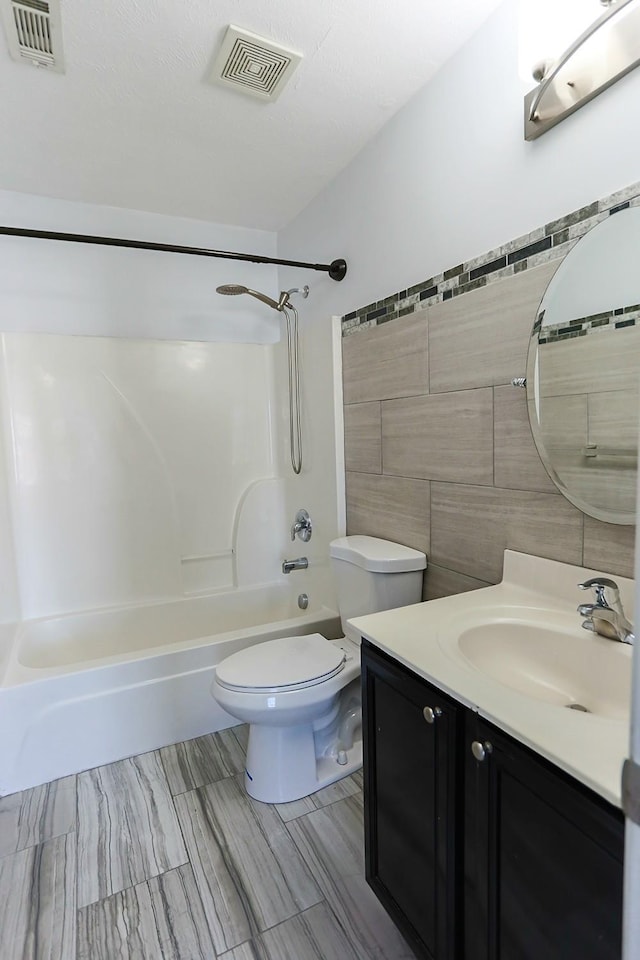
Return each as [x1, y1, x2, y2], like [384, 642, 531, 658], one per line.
[464, 714, 624, 960]
[362, 641, 461, 960]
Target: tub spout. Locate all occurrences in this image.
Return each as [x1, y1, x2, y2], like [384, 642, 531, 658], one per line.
[282, 557, 308, 574]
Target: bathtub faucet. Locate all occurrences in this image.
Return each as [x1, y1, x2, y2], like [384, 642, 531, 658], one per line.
[282, 557, 309, 574]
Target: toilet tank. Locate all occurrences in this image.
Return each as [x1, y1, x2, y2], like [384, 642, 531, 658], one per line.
[329, 536, 427, 643]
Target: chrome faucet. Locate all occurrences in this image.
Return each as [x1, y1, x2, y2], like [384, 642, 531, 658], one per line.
[282, 557, 309, 574]
[577, 577, 635, 645]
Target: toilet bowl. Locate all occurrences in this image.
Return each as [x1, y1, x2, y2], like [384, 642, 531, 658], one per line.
[211, 535, 426, 803]
[213, 633, 361, 803]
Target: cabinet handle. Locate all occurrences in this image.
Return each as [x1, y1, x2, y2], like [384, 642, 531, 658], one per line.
[423, 706, 443, 724]
[471, 740, 493, 762]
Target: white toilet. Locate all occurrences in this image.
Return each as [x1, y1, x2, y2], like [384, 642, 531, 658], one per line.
[212, 535, 426, 803]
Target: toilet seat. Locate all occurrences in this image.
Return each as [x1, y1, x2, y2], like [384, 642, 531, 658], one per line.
[215, 633, 346, 694]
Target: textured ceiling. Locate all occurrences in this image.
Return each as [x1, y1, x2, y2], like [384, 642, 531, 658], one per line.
[0, 0, 503, 230]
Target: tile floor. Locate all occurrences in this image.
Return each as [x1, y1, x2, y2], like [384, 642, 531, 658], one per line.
[0, 724, 415, 959]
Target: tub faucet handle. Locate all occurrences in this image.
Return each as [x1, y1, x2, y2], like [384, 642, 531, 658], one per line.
[291, 509, 312, 542]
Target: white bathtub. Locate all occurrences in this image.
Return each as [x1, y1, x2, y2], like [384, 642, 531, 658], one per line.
[0, 586, 340, 795]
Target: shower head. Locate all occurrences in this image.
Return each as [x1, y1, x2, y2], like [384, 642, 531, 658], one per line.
[216, 283, 284, 311]
[216, 284, 249, 296]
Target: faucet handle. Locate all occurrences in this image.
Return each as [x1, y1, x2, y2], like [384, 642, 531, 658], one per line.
[578, 577, 621, 609]
[291, 509, 312, 543]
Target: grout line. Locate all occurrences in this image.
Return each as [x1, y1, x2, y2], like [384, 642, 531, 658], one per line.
[492, 385, 496, 488]
[275, 778, 363, 826]
[425, 559, 493, 586]
[395, 475, 564, 494]
[74, 773, 79, 911]
[0, 823, 78, 865]
[377, 399, 382, 475]
[427, 477, 432, 560]
[76, 860, 191, 915]
[346, 380, 521, 404]
[224, 898, 334, 955]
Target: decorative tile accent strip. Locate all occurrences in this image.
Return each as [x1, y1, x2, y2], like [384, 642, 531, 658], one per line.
[538, 305, 640, 344]
[341, 181, 640, 337]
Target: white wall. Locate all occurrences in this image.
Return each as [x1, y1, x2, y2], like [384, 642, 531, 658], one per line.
[0, 190, 280, 343]
[277, 0, 640, 545]
[279, 0, 640, 317]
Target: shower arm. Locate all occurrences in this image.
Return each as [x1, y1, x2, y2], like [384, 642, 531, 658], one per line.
[0, 226, 348, 281]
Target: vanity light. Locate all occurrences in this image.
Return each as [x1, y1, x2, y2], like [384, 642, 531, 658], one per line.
[524, 0, 640, 140]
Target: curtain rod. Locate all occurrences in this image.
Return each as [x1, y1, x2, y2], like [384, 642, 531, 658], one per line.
[0, 225, 348, 282]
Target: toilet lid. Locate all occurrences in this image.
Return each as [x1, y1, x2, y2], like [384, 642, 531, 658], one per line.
[215, 634, 346, 692]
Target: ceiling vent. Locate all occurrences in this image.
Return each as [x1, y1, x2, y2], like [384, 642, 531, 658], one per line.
[210, 25, 302, 102]
[1, 0, 64, 72]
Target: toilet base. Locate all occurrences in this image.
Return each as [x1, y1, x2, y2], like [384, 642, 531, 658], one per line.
[243, 721, 363, 804]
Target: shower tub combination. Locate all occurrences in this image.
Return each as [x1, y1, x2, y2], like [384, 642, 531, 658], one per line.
[0, 584, 340, 795]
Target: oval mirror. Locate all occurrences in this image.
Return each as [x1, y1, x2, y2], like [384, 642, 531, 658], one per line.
[526, 206, 640, 525]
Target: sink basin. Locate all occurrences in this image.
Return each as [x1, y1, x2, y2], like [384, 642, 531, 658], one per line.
[452, 614, 631, 720]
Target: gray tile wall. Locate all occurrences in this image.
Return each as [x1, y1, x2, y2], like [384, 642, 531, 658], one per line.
[342, 261, 636, 601]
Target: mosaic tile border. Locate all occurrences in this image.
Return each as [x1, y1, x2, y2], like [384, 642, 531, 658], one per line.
[537, 305, 640, 344]
[341, 181, 640, 337]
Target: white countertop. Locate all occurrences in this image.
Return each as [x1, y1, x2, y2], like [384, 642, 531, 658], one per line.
[350, 550, 634, 808]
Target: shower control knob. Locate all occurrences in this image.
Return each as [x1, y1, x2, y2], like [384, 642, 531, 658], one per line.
[423, 706, 442, 724]
[291, 509, 312, 542]
[471, 740, 493, 762]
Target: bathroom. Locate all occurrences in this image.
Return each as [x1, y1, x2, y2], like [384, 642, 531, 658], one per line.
[1, 0, 640, 957]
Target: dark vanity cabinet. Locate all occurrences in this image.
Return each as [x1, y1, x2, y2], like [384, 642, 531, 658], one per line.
[361, 640, 625, 960]
[464, 714, 624, 960]
[362, 640, 462, 959]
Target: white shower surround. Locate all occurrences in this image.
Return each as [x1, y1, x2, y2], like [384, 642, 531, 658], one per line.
[2, 332, 283, 617]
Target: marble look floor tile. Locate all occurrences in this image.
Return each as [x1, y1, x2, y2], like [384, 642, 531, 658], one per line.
[232, 724, 249, 752]
[275, 773, 362, 823]
[0, 775, 76, 859]
[219, 903, 362, 960]
[160, 728, 246, 795]
[0, 832, 76, 960]
[77, 751, 187, 908]
[77, 864, 215, 960]
[218, 936, 264, 960]
[219, 944, 263, 960]
[174, 775, 322, 954]
[351, 768, 364, 791]
[288, 795, 414, 960]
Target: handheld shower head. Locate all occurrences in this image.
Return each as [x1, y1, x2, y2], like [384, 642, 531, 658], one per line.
[216, 284, 249, 296]
[216, 284, 282, 311]
[216, 280, 307, 476]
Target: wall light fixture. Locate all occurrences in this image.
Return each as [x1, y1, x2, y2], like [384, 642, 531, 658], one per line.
[524, 0, 640, 140]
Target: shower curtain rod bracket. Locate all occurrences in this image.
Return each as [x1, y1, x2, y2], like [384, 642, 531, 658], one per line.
[328, 258, 347, 282]
[0, 226, 348, 281]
